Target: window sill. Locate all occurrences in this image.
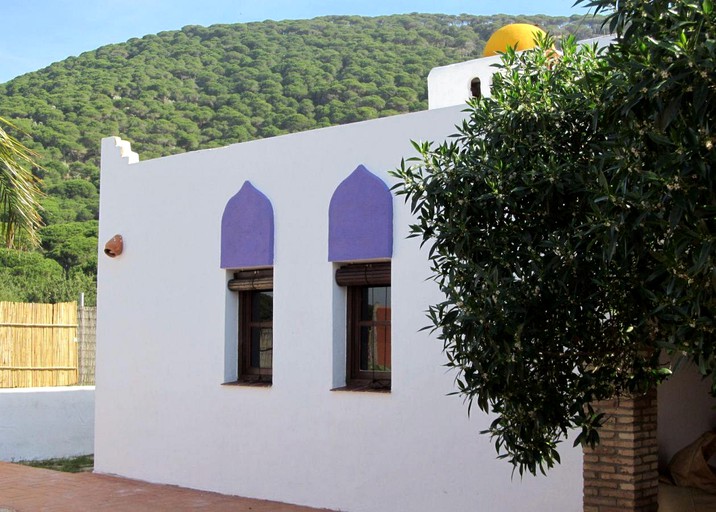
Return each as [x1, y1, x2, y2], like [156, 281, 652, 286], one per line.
[222, 380, 272, 388]
[331, 382, 391, 393]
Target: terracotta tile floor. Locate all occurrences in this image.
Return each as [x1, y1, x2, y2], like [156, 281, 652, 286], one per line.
[6, 461, 713, 512]
[0, 462, 337, 511]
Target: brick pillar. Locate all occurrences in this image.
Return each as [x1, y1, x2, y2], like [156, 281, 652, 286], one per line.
[583, 389, 659, 512]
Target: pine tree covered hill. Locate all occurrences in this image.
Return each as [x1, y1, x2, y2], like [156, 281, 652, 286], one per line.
[0, 13, 605, 304]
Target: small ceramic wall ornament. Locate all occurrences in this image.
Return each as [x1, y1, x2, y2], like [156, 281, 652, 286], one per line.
[104, 234, 124, 258]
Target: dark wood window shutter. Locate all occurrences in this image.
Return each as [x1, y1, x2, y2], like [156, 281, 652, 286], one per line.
[335, 262, 390, 287]
[228, 268, 274, 291]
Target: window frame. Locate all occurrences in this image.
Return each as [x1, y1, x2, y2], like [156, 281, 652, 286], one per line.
[337, 262, 391, 390]
[239, 289, 273, 382]
[228, 268, 273, 384]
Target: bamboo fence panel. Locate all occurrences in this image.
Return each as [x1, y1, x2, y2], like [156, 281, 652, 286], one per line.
[78, 306, 96, 385]
[0, 302, 78, 387]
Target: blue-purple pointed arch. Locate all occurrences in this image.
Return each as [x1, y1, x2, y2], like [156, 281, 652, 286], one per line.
[221, 181, 274, 268]
[329, 165, 393, 262]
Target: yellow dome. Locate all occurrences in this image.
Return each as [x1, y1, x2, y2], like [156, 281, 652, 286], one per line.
[482, 24, 546, 57]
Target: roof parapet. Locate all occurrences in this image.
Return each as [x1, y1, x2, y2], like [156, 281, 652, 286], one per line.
[101, 136, 139, 166]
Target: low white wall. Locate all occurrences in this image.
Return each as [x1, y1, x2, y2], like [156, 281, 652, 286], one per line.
[0, 386, 95, 461]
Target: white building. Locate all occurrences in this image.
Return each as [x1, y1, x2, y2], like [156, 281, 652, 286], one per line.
[95, 106, 583, 512]
[95, 26, 713, 512]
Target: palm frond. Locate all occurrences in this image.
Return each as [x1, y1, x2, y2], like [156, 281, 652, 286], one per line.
[0, 116, 43, 248]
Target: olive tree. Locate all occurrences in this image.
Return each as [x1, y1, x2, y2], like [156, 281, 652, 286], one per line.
[393, 0, 715, 476]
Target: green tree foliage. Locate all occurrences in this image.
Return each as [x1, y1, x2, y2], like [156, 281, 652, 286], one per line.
[0, 13, 605, 173]
[395, 38, 617, 476]
[393, 2, 715, 476]
[0, 248, 64, 294]
[40, 221, 98, 276]
[586, 0, 716, 380]
[0, 14, 605, 305]
[0, 248, 95, 305]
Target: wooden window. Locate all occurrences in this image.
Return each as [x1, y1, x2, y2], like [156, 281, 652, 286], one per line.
[337, 263, 391, 390]
[229, 269, 273, 384]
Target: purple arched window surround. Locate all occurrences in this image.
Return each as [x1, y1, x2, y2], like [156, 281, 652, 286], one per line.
[328, 165, 393, 262]
[220, 181, 274, 268]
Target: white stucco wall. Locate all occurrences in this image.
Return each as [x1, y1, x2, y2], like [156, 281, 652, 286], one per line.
[95, 107, 582, 512]
[427, 55, 500, 109]
[0, 386, 95, 461]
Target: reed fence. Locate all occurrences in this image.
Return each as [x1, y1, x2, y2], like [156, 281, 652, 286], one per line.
[0, 301, 93, 388]
[77, 305, 96, 386]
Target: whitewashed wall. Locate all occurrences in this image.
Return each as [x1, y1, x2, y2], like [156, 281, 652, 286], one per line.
[427, 55, 500, 109]
[0, 386, 94, 461]
[95, 107, 582, 512]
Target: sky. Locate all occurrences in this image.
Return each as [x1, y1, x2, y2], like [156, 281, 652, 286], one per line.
[1, 1, 592, 84]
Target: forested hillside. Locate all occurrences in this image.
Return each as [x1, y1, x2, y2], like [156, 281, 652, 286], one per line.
[0, 13, 606, 304]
